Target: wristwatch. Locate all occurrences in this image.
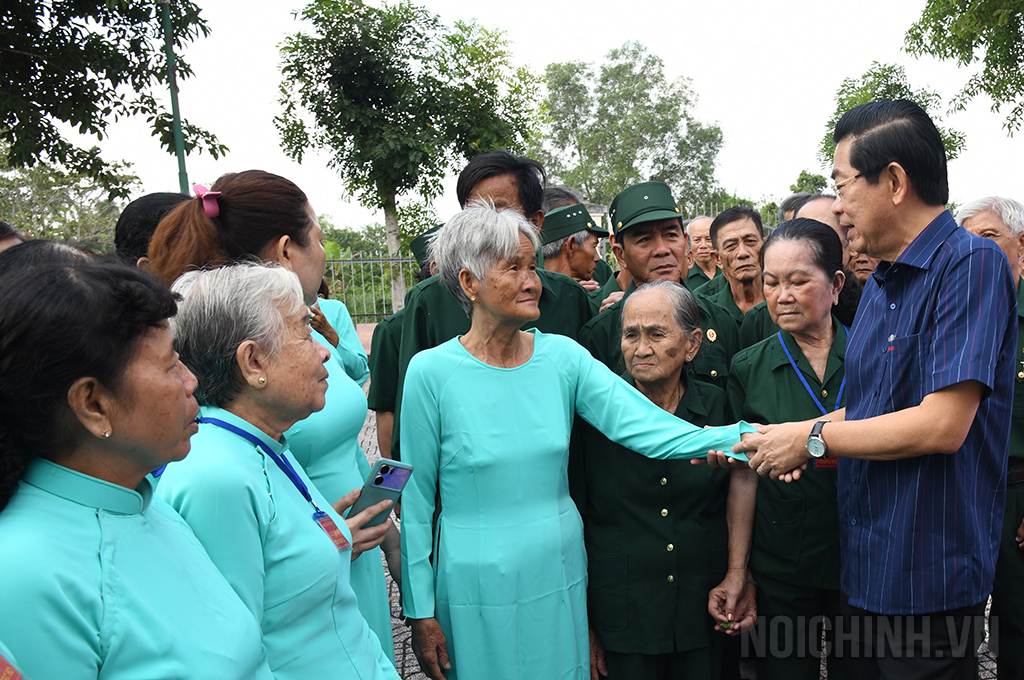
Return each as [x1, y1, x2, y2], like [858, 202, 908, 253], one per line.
[806, 420, 829, 458]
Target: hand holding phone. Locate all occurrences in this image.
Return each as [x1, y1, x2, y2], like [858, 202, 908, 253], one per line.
[345, 459, 413, 527]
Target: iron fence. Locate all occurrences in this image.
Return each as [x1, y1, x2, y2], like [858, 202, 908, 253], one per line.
[324, 253, 419, 324]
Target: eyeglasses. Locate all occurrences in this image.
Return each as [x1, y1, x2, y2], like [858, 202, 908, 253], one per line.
[831, 173, 862, 199]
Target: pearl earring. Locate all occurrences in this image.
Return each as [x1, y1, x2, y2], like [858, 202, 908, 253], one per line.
[102, 429, 111, 438]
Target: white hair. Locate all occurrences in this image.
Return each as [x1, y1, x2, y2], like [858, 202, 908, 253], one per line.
[170, 263, 305, 406]
[432, 202, 539, 316]
[956, 196, 1024, 236]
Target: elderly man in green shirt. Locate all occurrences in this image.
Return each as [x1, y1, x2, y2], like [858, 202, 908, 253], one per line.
[577, 181, 738, 390]
[958, 195, 1024, 680]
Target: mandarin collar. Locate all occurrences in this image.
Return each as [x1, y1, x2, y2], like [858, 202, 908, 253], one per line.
[199, 405, 289, 456]
[22, 458, 153, 514]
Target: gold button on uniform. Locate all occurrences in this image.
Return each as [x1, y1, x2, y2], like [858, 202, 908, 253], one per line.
[660, 477, 668, 486]
[667, 575, 675, 583]
[661, 509, 668, 517]
[667, 544, 674, 552]
[1018, 371, 1024, 379]
[821, 389, 828, 398]
[710, 370, 718, 378]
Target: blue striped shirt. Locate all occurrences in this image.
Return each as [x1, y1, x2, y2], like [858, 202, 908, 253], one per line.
[840, 211, 1016, 615]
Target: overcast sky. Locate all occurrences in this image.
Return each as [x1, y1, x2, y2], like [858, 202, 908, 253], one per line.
[92, 0, 1024, 229]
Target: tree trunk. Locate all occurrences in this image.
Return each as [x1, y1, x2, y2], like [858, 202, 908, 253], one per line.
[382, 192, 406, 312]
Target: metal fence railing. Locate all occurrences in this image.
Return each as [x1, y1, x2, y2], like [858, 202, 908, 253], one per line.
[324, 253, 418, 324]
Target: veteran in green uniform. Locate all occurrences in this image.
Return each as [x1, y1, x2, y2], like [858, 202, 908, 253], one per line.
[958, 197, 1024, 680]
[724, 220, 854, 680]
[541, 202, 608, 288]
[738, 301, 781, 350]
[578, 181, 739, 390]
[686, 216, 722, 290]
[574, 281, 757, 680]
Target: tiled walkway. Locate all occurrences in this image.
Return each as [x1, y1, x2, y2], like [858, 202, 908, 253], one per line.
[357, 383, 999, 679]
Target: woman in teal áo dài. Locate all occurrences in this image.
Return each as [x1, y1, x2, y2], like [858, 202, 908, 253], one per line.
[0, 254, 270, 680]
[147, 170, 397, 659]
[400, 204, 757, 680]
[722, 219, 855, 680]
[156, 264, 399, 680]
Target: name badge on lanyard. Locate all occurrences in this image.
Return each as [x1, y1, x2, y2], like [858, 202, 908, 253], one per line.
[0, 654, 23, 680]
[200, 417, 351, 552]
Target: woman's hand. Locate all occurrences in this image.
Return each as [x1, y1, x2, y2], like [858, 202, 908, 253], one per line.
[410, 617, 451, 680]
[331, 488, 392, 560]
[589, 624, 607, 679]
[309, 301, 340, 348]
[708, 569, 757, 635]
[1017, 515, 1024, 550]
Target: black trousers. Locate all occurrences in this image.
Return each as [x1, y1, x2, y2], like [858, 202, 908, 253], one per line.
[839, 595, 986, 680]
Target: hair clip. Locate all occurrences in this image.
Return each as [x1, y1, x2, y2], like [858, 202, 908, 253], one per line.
[193, 184, 222, 218]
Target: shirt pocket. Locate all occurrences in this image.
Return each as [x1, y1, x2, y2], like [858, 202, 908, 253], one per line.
[753, 496, 805, 571]
[880, 332, 925, 411]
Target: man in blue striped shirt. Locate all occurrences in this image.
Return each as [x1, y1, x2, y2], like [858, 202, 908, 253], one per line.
[735, 100, 1017, 679]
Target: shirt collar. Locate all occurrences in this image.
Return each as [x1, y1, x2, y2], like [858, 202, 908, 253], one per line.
[873, 210, 957, 284]
[769, 317, 848, 373]
[22, 457, 153, 515]
[536, 269, 561, 301]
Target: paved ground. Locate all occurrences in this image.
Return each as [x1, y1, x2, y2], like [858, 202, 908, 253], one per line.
[357, 381, 1000, 679]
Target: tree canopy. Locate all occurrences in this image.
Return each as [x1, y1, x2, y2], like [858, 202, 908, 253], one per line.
[790, 170, 828, 194]
[277, 0, 541, 308]
[905, 0, 1024, 134]
[818, 62, 965, 165]
[533, 42, 724, 211]
[0, 0, 225, 198]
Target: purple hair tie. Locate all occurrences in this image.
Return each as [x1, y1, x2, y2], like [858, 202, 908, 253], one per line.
[193, 184, 221, 218]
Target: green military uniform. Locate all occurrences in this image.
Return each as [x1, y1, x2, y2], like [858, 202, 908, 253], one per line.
[588, 271, 624, 313]
[578, 282, 739, 391]
[391, 269, 592, 460]
[572, 374, 730, 679]
[726, 321, 853, 680]
[738, 301, 780, 350]
[704, 280, 746, 326]
[694, 273, 728, 299]
[594, 257, 614, 285]
[687, 264, 721, 291]
[366, 308, 404, 413]
[992, 280, 1024, 680]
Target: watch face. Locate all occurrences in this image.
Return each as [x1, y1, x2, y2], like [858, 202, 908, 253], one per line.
[807, 437, 826, 458]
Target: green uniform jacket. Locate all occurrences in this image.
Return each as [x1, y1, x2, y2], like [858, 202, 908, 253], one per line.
[726, 322, 847, 589]
[573, 375, 730, 654]
[577, 281, 740, 390]
[694, 273, 728, 299]
[738, 301, 781, 350]
[391, 269, 593, 460]
[594, 257, 614, 285]
[588, 270, 623, 314]
[686, 264, 721, 291]
[367, 308, 404, 413]
[1011, 282, 1024, 461]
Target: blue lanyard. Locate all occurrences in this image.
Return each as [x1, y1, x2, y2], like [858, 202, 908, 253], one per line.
[199, 416, 323, 515]
[776, 331, 846, 416]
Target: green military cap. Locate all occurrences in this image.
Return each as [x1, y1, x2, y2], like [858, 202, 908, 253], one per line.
[608, 181, 681, 235]
[410, 224, 443, 268]
[540, 203, 606, 245]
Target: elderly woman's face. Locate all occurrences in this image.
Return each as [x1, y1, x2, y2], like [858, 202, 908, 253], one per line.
[259, 307, 331, 426]
[106, 322, 200, 472]
[763, 240, 842, 335]
[621, 289, 699, 385]
[470, 232, 541, 323]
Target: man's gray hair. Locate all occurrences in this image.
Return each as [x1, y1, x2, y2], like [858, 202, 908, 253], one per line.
[541, 229, 590, 261]
[956, 196, 1024, 236]
[170, 263, 305, 407]
[622, 280, 702, 343]
[432, 203, 539, 317]
[685, 216, 712, 234]
[542, 185, 585, 213]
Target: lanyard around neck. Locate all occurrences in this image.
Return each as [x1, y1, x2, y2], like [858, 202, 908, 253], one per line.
[199, 416, 322, 514]
[776, 330, 846, 417]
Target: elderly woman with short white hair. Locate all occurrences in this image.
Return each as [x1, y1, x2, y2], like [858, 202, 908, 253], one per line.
[156, 264, 399, 680]
[400, 204, 757, 680]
